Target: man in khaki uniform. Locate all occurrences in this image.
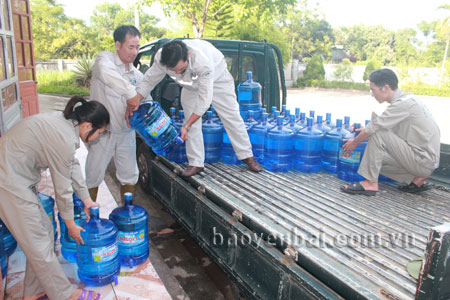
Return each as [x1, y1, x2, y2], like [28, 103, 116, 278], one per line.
[87, 25, 143, 203]
[340, 68, 440, 196]
[0, 96, 106, 300]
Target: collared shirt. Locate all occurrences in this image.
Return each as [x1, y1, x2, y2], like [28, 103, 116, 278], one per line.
[365, 89, 441, 169]
[0, 112, 89, 220]
[137, 39, 233, 117]
[90, 51, 143, 133]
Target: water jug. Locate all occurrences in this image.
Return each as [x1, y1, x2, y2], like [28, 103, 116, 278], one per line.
[77, 207, 120, 286]
[296, 112, 307, 128]
[249, 113, 272, 164]
[109, 193, 149, 268]
[221, 122, 250, 165]
[129, 100, 184, 156]
[202, 111, 223, 163]
[269, 111, 280, 125]
[245, 110, 259, 128]
[325, 113, 335, 129]
[59, 193, 87, 262]
[166, 110, 188, 163]
[0, 219, 16, 257]
[337, 123, 367, 182]
[0, 224, 8, 279]
[322, 119, 349, 173]
[295, 108, 301, 122]
[309, 110, 315, 122]
[314, 115, 331, 133]
[283, 109, 291, 125]
[264, 116, 295, 172]
[268, 106, 277, 122]
[38, 193, 57, 242]
[280, 105, 287, 117]
[238, 71, 262, 120]
[287, 114, 302, 133]
[343, 116, 352, 132]
[294, 118, 324, 173]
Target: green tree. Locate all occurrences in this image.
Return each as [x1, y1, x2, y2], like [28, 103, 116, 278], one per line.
[302, 54, 325, 86]
[363, 59, 381, 81]
[437, 4, 450, 87]
[31, 0, 92, 59]
[334, 58, 353, 81]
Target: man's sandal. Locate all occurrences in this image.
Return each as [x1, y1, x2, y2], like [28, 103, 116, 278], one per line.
[398, 182, 432, 193]
[340, 182, 377, 196]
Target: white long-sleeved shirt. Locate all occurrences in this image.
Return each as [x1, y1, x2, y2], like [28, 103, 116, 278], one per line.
[90, 51, 143, 133]
[137, 39, 233, 116]
[0, 112, 89, 220]
[365, 89, 441, 169]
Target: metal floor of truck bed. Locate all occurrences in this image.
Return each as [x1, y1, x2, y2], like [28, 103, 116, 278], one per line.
[182, 162, 450, 300]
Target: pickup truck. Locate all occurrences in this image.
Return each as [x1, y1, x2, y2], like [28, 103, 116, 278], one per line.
[133, 37, 450, 300]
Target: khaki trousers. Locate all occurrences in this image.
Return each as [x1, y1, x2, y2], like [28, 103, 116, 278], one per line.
[181, 80, 253, 167]
[0, 188, 74, 300]
[358, 129, 435, 183]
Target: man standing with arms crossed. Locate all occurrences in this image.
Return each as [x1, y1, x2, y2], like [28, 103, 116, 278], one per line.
[126, 39, 262, 177]
[87, 25, 143, 203]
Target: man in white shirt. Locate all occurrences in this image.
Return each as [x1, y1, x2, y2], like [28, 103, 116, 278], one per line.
[87, 25, 143, 202]
[127, 39, 262, 177]
[341, 68, 440, 196]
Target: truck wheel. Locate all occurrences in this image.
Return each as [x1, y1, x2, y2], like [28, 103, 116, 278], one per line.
[137, 142, 155, 194]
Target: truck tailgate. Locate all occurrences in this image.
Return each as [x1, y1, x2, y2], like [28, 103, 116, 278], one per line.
[185, 162, 450, 300]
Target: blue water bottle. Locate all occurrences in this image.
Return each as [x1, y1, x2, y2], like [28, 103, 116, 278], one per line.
[295, 108, 301, 122]
[283, 109, 291, 125]
[280, 105, 287, 117]
[343, 116, 352, 132]
[0, 219, 16, 257]
[60, 193, 87, 262]
[249, 112, 272, 164]
[202, 111, 223, 163]
[0, 224, 8, 279]
[238, 71, 262, 120]
[297, 112, 307, 128]
[294, 117, 324, 173]
[166, 110, 188, 163]
[309, 110, 315, 123]
[38, 193, 57, 242]
[109, 193, 149, 268]
[325, 113, 335, 129]
[264, 116, 295, 172]
[314, 115, 331, 133]
[322, 119, 349, 173]
[77, 207, 120, 286]
[129, 100, 184, 156]
[269, 111, 280, 125]
[287, 114, 302, 133]
[268, 106, 277, 122]
[337, 123, 367, 182]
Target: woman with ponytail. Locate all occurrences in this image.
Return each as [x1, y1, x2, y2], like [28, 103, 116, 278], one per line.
[0, 96, 109, 300]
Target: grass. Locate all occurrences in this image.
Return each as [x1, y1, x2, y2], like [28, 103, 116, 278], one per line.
[37, 71, 89, 96]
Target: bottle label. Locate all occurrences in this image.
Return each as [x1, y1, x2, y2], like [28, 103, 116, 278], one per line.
[339, 149, 361, 163]
[238, 91, 252, 101]
[118, 229, 145, 245]
[92, 243, 118, 263]
[145, 111, 171, 138]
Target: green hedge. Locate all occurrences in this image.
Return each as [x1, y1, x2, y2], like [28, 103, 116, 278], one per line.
[37, 71, 89, 96]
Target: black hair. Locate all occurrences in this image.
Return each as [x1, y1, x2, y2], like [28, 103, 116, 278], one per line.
[63, 96, 110, 140]
[113, 25, 141, 44]
[369, 68, 399, 90]
[160, 40, 188, 68]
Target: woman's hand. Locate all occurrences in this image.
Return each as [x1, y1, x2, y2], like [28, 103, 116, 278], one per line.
[65, 219, 85, 245]
[81, 197, 100, 222]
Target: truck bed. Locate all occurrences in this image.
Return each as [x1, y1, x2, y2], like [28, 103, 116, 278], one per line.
[179, 161, 450, 300]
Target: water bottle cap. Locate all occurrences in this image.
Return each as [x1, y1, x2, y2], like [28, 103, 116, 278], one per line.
[124, 192, 133, 202]
[307, 117, 313, 127]
[176, 137, 184, 144]
[310, 110, 315, 117]
[90, 206, 99, 216]
[336, 119, 343, 128]
[317, 115, 323, 123]
[271, 106, 277, 112]
[326, 113, 331, 120]
[295, 107, 300, 114]
[344, 116, 350, 124]
[300, 112, 306, 120]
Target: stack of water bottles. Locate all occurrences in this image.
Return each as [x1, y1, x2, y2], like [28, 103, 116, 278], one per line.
[75, 193, 149, 287]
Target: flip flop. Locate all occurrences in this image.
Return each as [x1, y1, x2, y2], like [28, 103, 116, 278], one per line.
[341, 182, 377, 196]
[78, 289, 101, 300]
[36, 295, 49, 300]
[398, 183, 432, 193]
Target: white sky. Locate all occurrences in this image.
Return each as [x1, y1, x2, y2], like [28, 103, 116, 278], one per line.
[58, 0, 448, 31]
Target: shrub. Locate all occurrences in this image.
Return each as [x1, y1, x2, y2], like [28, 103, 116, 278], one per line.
[363, 59, 381, 81]
[73, 54, 95, 88]
[37, 71, 89, 96]
[334, 59, 353, 82]
[302, 55, 325, 86]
